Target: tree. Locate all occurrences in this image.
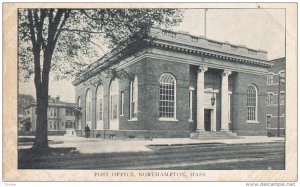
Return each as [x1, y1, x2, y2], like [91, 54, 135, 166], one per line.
[18, 8, 183, 152]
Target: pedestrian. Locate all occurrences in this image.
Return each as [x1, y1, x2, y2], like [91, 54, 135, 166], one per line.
[85, 124, 90, 138]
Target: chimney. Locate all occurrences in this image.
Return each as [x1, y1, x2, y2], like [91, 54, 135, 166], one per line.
[55, 96, 60, 102]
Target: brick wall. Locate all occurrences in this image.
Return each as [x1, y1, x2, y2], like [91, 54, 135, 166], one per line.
[232, 72, 267, 135]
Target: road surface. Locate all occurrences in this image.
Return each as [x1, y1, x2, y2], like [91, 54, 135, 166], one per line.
[19, 142, 284, 170]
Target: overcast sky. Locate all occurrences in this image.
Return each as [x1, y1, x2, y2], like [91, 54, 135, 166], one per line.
[19, 8, 285, 103]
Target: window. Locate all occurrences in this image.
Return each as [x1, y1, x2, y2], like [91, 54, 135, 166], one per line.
[86, 89, 92, 124]
[266, 115, 272, 128]
[189, 90, 193, 121]
[267, 93, 273, 105]
[130, 76, 138, 119]
[62, 122, 64, 127]
[159, 73, 176, 119]
[267, 73, 274, 85]
[54, 121, 57, 130]
[54, 109, 57, 117]
[229, 93, 232, 122]
[280, 92, 285, 105]
[121, 91, 124, 116]
[110, 79, 118, 120]
[50, 109, 53, 116]
[78, 97, 81, 130]
[247, 84, 258, 121]
[66, 109, 73, 116]
[50, 121, 53, 129]
[96, 85, 104, 122]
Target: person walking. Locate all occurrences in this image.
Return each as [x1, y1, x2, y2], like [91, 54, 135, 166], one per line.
[85, 124, 90, 138]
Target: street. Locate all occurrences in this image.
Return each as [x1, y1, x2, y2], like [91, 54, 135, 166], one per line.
[19, 141, 284, 170]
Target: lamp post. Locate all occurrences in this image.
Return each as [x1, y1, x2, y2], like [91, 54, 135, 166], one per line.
[211, 89, 216, 106]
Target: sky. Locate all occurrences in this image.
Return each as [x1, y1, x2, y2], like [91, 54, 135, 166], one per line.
[19, 9, 285, 103]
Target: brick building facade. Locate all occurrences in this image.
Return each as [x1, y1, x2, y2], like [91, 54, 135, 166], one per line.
[73, 28, 273, 138]
[266, 57, 286, 136]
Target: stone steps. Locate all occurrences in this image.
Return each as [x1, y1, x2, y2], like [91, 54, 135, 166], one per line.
[190, 131, 240, 140]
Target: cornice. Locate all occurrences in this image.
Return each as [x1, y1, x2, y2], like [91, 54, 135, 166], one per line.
[73, 36, 273, 86]
[152, 39, 273, 68]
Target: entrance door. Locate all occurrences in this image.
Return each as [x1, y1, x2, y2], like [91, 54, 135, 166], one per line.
[204, 109, 211, 131]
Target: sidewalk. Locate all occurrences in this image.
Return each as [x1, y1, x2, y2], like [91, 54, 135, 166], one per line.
[37, 135, 284, 154]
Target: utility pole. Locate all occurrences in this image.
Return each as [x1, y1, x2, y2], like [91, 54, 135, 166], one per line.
[204, 9, 208, 37]
[277, 73, 285, 137]
[277, 75, 281, 137]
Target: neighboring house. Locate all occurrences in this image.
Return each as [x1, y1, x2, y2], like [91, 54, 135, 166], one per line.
[22, 96, 78, 134]
[18, 94, 35, 130]
[18, 94, 35, 114]
[266, 57, 286, 136]
[73, 28, 273, 138]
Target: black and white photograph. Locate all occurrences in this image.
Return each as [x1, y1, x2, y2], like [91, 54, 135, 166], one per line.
[2, 2, 297, 183]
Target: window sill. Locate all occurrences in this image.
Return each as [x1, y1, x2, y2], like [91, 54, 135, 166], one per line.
[120, 114, 124, 116]
[188, 119, 193, 122]
[246, 121, 260, 124]
[128, 118, 138, 122]
[158, 118, 178, 122]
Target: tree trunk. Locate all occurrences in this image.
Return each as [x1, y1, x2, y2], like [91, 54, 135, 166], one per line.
[32, 83, 49, 152]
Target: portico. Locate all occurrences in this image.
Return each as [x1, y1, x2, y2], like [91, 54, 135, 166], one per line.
[196, 66, 231, 133]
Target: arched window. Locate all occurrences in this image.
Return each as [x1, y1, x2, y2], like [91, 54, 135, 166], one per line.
[159, 73, 176, 119]
[130, 76, 138, 119]
[85, 89, 92, 126]
[110, 79, 119, 120]
[247, 84, 258, 121]
[96, 85, 104, 129]
[279, 70, 285, 78]
[267, 73, 274, 85]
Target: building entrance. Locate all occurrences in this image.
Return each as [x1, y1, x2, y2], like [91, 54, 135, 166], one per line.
[204, 109, 212, 131]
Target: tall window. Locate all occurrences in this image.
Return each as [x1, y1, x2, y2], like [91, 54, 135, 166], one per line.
[267, 73, 274, 85]
[267, 93, 273, 105]
[247, 84, 258, 121]
[78, 97, 81, 129]
[266, 115, 272, 128]
[159, 73, 176, 119]
[121, 91, 124, 116]
[110, 79, 119, 120]
[96, 85, 104, 122]
[229, 93, 232, 122]
[280, 92, 285, 105]
[189, 90, 193, 121]
[86, 89, 92, 124]
[130, 76, 138, 119]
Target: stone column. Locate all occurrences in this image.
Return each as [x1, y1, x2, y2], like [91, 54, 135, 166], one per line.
[221, 70, 231, 131]
[196, 66, 208, 131]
